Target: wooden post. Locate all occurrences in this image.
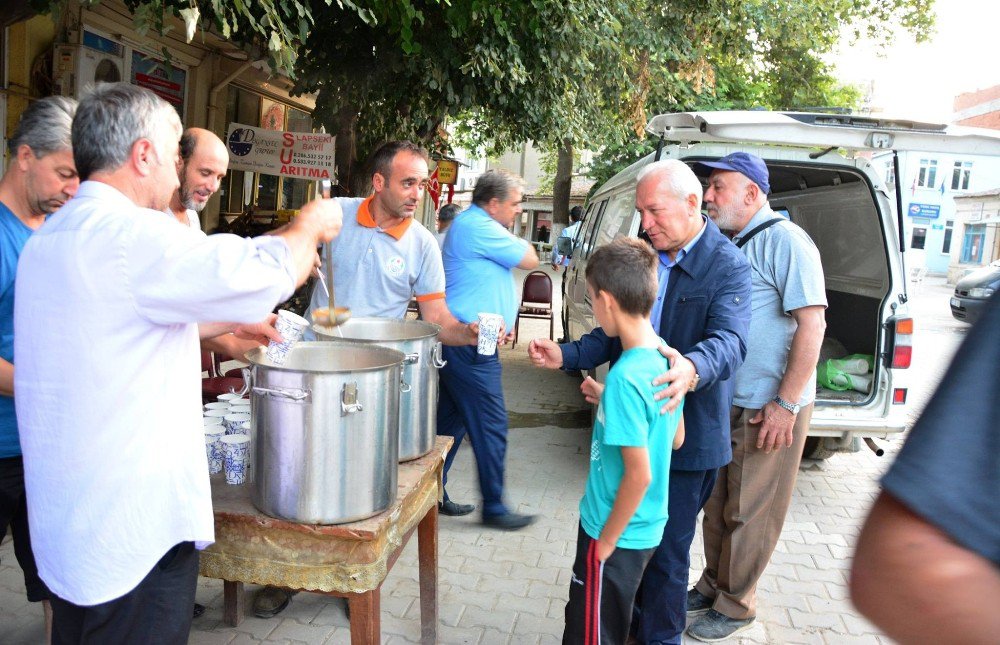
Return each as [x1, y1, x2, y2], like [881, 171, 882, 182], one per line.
[417, 502, 439, 644]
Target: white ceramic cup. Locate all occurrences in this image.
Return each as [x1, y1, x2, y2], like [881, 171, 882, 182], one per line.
[229, 403, 251, 415]
[220, 435, 250, 485]
[204, 401, 230, 412]
[266, 309, 310, 365]
[476, 312, 504, 356]
[217, 392, 243, 403]
[203, 416, 224, 429]
[224, 412, 251, 435]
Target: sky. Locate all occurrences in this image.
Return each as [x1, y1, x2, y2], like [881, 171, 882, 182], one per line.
[830, 0, 1000, 123]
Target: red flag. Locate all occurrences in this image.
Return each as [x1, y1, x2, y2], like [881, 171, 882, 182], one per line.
[427, 168, 442, 209]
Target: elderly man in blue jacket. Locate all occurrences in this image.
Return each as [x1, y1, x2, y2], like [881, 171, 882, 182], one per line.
[529, 158, 751, 644]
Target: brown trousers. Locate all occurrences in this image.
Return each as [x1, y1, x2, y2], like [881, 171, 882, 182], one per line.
[695, 403, 813, 619]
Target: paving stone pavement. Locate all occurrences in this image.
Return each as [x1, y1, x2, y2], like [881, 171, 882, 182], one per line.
[0, 269, 964, 644]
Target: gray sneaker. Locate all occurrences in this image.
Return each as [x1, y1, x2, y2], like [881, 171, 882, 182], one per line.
[687, 609, 755, 642]
[686, 588, 714, 617]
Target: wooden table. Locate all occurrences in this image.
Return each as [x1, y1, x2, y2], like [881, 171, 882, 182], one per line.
[199, 437, 452, 644]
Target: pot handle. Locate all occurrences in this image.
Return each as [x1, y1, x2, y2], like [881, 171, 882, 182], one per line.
[432, 342, 447, 368]
[253, 385, 311, 402]
[341, 382, 364, 415]
[403, 352, 420, 365]
[400, 375, 412, 393]
[232, 366, 253, 397]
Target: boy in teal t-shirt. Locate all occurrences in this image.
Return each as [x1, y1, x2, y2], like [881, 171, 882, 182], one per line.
[562, 237, 685, 644]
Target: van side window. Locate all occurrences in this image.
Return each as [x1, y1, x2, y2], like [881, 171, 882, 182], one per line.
[595, 189, 637, 249]
[579, 200, 608, 260]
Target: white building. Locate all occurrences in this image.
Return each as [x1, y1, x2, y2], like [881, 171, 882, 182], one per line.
[875, 150, 1000, 276]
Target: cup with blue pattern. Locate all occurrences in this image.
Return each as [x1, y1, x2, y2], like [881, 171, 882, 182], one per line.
[220, 435, 250, 485]
[204, 428, 225, 474]
[266, 309, 310, 365]
[224, 412, 251, 435]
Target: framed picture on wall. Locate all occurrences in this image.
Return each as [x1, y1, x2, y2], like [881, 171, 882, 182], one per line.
[260, 98, 285, 131]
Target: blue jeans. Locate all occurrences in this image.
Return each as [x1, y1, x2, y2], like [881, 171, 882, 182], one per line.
[437, 345, 510, 517]
[634, 468, 719, 644]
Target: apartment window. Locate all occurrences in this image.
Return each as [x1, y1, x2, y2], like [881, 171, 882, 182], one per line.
[910, 227, 927, 250]
[950, 161, 973, 191]
[916, 159, 937, 188]
[942, 219, 954, 254]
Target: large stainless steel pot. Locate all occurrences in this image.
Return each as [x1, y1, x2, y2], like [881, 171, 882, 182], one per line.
[244, 342, 404, 524]
[314, 318, 445, 461]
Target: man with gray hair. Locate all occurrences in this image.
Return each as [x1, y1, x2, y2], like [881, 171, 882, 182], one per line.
[14, 82, 342, 643]
[0, 94, 78, 643]
[685, 152, 826, 642]
[436, 169, 539, 529]
[529, 159, 751, 643]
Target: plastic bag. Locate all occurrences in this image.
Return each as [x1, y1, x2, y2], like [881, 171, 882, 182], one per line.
[818, 354, 875, 392]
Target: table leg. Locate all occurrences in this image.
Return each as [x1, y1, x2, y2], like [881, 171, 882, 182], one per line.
[348, 589, 380, 645]
[417, 502, 439, 645]
[223, 580, 244, 627]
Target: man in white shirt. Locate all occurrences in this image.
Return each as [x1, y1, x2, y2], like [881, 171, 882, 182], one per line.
[167, 127, 261, 367]
[13, 82, 341, 644]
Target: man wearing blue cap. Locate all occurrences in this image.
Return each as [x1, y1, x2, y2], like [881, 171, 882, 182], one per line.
[685, 152, 827, 641]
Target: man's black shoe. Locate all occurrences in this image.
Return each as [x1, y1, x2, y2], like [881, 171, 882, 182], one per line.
[482, 512, 536, 531]
[439, 500, 476, 516]
[686, 588, 713, 616]
[193, 603, 205, 618]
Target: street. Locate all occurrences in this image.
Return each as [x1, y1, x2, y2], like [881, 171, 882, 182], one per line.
[0, 272, 969, 644]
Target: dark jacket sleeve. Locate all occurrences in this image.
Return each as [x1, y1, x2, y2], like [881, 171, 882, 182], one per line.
[685, 256, 752, 390]
[559, 326, 623, 372]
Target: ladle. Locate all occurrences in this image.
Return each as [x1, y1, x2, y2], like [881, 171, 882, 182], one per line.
[311, 243, 351, 327]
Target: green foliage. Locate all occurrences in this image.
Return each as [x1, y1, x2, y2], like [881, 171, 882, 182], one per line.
[40, 0, 933, 189]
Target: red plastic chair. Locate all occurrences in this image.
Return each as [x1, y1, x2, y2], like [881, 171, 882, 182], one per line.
[201, 350, 244, 404]
[513, 271, 554, 348]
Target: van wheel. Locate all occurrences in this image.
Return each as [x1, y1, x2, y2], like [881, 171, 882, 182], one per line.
[802, 437, 836, 460]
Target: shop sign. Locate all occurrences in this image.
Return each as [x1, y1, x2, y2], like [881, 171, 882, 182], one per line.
[226, 122, 336, 180]
[436, 159, 458, 185]
[907, 203, 940, 219]
[131, 52, 185, 111]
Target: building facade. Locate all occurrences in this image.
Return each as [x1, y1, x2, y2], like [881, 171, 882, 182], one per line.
[2, 0, 321, 233]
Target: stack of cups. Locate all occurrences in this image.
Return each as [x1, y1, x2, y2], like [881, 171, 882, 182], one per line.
[204, 392, 253, 478]
[266, 309, 310, 365]
[477, 312, 504, 356]
[220, 435, 250, 485]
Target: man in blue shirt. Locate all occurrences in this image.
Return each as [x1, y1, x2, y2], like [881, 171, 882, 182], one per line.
[0, 95, 79, 641]
[529, 159, 751, 643]
[438, 169, 540, 529]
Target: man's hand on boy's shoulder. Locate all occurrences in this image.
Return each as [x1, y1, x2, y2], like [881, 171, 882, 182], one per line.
[652, 344, 697, 414]
[528, 338, 563, 369]
[580, 376, 604, 405]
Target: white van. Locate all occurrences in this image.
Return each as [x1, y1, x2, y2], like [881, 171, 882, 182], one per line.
[563, 111, 1000, 459]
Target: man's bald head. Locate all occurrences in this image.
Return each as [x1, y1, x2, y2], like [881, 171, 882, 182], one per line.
[177, 128, 229, 213]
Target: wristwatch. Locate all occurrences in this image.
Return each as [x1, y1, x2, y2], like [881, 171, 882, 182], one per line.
[688, 371, 700, 392]
[772, 395, 800, 415]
